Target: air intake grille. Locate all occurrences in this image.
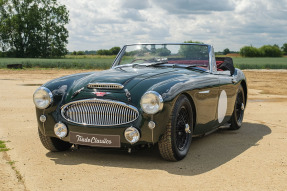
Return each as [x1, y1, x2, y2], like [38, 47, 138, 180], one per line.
[61, 99, 139, 126]
[87, 83, 124, 89]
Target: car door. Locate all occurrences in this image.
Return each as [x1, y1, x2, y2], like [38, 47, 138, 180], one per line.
[192, 75, 220, 135]
[215, 71, 238, 126]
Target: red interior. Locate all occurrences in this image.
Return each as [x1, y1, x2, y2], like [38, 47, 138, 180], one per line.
[167, 60, 224, 71]
[216, 61, 224, 71]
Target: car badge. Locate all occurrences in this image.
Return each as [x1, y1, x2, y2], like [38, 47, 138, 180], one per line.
[93, 90, 110, 97]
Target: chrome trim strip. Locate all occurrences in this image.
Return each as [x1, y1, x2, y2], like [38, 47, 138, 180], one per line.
[87, 83, 124, 89]
[61, 98, 139, 126]
[199, 90, 210, 94]
[209, 45, 216, 74]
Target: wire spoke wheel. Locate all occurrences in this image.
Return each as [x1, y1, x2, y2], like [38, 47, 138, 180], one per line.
[235, 90, 244, 124]
[158, 95, 193, 161]
[230, 84, 245, 130]
[175, 107, 189, 151]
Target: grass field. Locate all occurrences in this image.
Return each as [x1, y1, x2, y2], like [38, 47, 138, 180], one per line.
[233, 57, 287, 69]
[0, 56, 286, 70]
[0, 55, 116, 69]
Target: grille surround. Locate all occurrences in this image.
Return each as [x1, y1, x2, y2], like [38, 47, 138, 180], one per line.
[61, 99, 139, 126]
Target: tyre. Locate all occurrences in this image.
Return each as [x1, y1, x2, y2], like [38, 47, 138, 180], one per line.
[158, 95, 193, 161]
[229, 84, 245, 130]
[38, 128, 72, 151]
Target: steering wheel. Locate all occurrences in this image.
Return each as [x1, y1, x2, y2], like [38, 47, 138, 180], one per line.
[130, 58, 148, 63]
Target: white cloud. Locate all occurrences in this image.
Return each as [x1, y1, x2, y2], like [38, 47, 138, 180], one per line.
[59, 0, 287, 52]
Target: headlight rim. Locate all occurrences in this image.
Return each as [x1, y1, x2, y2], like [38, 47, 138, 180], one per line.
[33, 87, 53, 109]
[140, 91, 163, 114]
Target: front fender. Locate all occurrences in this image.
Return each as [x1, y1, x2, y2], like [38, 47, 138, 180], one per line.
[41, 72, 93, 107]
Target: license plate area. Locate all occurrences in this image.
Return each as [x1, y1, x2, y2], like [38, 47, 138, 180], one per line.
[69, 131, 120, 148]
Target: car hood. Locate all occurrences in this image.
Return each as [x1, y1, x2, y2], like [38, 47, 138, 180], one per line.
[63, 66, 209, 105]
[70, 67, 181, 92]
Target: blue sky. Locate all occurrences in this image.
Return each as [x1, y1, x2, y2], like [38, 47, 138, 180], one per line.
[59, 0, 287, 52]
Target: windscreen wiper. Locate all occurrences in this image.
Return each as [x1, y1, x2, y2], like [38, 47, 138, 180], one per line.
[172, 64, 208, 70]
[114, 63, 139, 69]
[145, 61, 169, 67]
[185, 64, 207, 68]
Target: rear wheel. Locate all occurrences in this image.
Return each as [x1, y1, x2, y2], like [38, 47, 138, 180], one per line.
[158, 95, 193, 161]
[38, 128, 72, 151]
[229, 85, 245, 130]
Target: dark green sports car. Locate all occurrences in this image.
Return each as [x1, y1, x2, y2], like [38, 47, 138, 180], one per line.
[33, 43, 247, 161]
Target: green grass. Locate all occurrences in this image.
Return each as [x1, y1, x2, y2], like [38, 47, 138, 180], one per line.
[0, 140, 10, 152]
[0, 56, 286, 70]
[233, 57, 287, 69]
[0, 55, 116, 70]
[0, 140, 23, 182]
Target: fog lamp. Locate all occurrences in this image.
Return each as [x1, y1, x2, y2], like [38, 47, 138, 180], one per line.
[124, 127, 140, 144]
[54, 122, 68, 139]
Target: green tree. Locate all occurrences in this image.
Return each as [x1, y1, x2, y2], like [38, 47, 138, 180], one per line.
[223, 48, 230, 55]
[77, 51, 85, 55]
[0, 0, 69, 58]
[240, 46, 262, 57]
[178, 40, 207, 59]
[183, 40, 204, 44]
[240, 45, 283, 57]
[155, 47, 171, 56]
[281, 43, 287, 55]
[96, 49, 111, 55]
[109, 47, 121, 55]
[96, 47, 121, 55]
[259, 45, 282, 57]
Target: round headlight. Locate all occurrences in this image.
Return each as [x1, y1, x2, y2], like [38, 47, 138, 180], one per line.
[140, 91, 163, 114]
[33, 87, 53, 109]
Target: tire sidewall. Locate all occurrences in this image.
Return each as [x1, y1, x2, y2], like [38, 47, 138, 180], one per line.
[235, 85, 245, 126]
[171, 95, 193, 160]
[230, 85, 245, 130]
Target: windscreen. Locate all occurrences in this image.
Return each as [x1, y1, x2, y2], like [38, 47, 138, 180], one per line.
[117, 44, 209, 69]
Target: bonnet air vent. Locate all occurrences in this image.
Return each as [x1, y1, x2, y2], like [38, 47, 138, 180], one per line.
[87, 83, 124, 89]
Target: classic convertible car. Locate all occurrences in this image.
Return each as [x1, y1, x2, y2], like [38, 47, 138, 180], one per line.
[33, 43, 247, 161]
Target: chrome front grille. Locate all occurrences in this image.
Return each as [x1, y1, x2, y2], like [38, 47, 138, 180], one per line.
[61, 99, 139, 126]
[87, 83, 124, 89]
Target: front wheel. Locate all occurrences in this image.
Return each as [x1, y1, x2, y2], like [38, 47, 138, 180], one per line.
[158, 95, 193, 161]
[229, 84, 245, 130]
[38, 128, 72, 151]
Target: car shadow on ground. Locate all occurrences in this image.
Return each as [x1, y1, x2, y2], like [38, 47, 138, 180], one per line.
[46, 122, 271, 176]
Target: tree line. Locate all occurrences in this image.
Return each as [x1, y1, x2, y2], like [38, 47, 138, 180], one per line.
[184, 40, 287, 57]
[58, 43, 287, 57]
[69, 47, 121, 56]
[239, 44, 287, 57]
[0, 0, 69, 58]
